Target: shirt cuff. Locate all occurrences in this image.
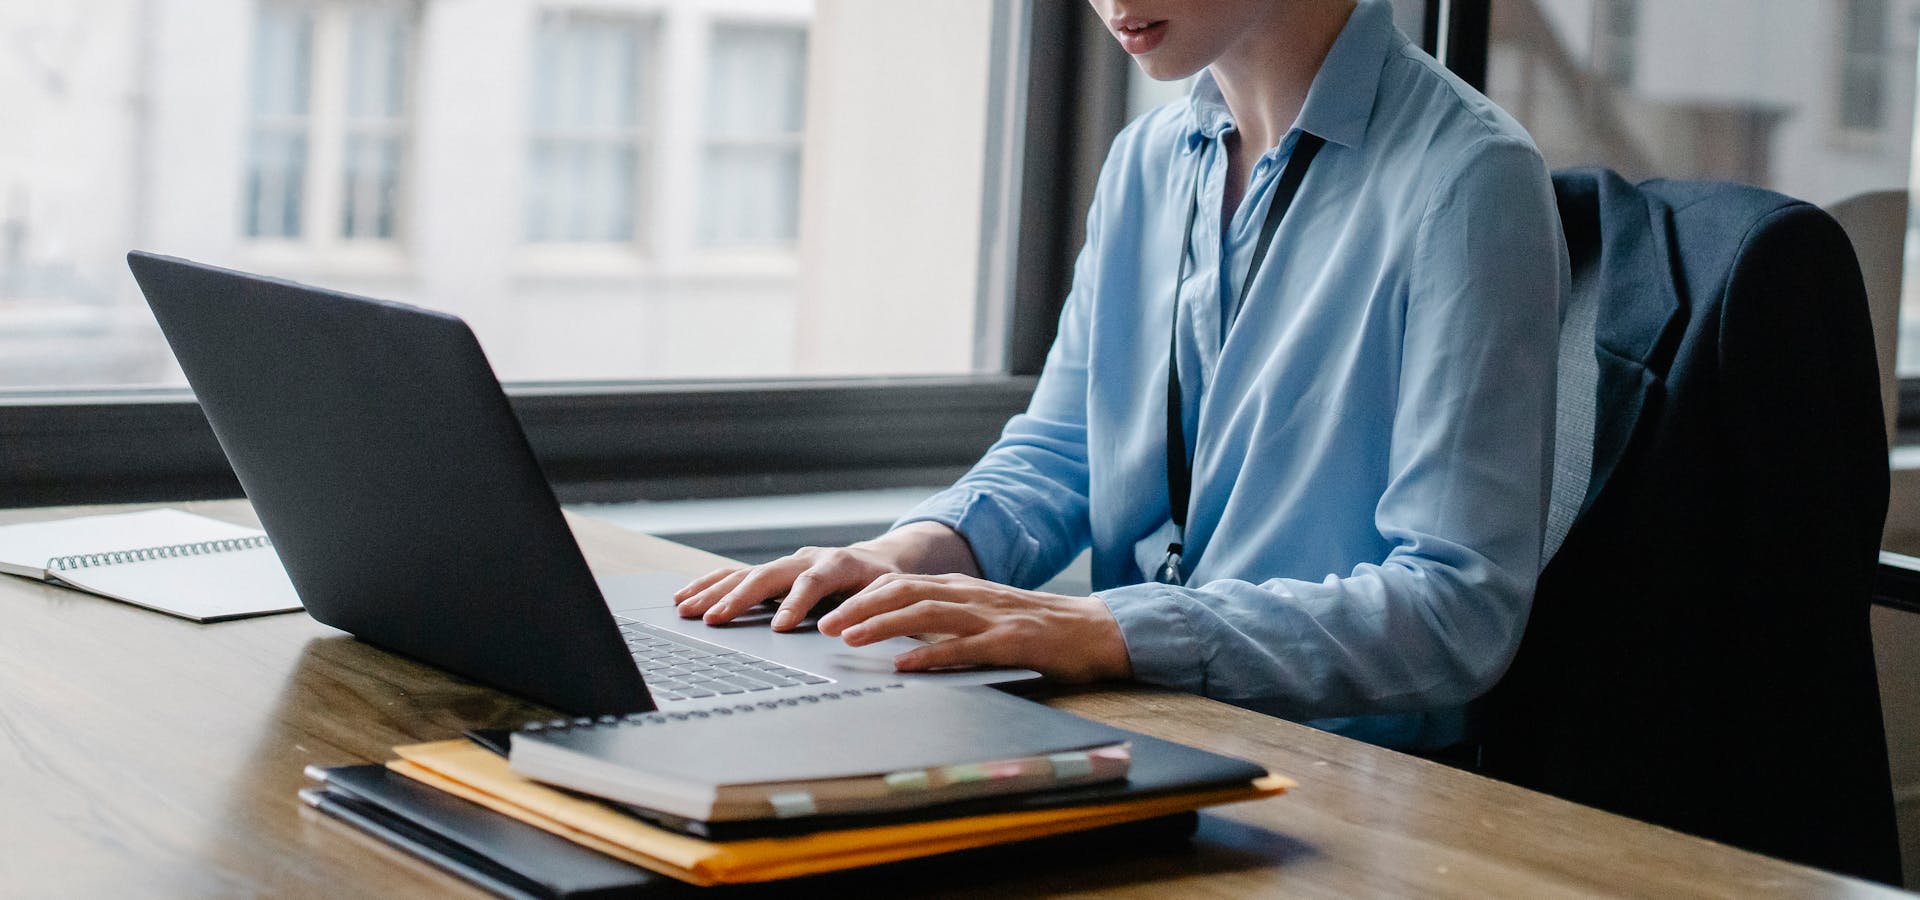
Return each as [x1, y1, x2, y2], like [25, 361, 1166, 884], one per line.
[1098, 582, 1206, 694]
[892, 488, 1040, 587]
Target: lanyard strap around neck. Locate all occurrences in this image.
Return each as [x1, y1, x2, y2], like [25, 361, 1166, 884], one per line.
[1159, 131, 1326, 586]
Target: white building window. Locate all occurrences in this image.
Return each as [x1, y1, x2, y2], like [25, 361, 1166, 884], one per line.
[341, 6, 409, 240]
[700, 23, 806, 248]
[1841, 0, 1890, 132]
[244, 1, 413, 244]
[525, 13, 653, 244]
[246, 5, 314, 239]
[1599, 0, 1637, 87]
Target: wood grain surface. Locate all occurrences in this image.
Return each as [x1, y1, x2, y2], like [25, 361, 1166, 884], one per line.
[0, 501, 1906, 898]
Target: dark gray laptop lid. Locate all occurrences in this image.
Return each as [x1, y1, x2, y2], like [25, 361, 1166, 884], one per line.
[128, 251, 650, 715]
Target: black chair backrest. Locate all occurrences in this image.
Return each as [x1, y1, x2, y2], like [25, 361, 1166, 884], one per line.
[1477, 169, 1902, 885]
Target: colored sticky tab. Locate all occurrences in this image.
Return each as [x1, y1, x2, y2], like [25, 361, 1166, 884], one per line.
[944, 764, 990, 784]
[768, 792, 817, 818]
[884, 770, 931, 792]
[1049, 751, 1094, 779]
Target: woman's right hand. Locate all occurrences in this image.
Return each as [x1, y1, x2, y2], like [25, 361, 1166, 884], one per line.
[673, 522, 978, 632]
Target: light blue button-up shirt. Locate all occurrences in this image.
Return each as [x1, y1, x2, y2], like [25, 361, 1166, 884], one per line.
[897, 0, 1567, 749]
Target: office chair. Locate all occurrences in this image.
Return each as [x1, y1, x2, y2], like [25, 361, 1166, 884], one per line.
[1475, 169, 1903, 885]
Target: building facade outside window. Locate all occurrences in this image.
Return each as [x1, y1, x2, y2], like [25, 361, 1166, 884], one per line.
[0, 0, 1014, 387]
[1485, 0, 1920, 370]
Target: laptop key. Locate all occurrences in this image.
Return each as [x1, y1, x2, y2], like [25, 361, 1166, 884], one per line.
[796, 674, 831, 684]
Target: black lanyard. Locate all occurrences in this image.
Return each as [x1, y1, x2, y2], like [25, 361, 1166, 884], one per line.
[1157, 132, 1325, 587]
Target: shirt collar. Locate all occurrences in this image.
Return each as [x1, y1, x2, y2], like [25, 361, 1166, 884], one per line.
[1182, 0, 1398, 151]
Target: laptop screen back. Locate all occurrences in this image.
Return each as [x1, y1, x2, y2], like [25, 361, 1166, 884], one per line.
[129, 251, 650, 715]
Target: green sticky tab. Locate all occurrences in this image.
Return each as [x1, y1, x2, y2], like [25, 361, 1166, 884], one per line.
[945, 764, 989, 783]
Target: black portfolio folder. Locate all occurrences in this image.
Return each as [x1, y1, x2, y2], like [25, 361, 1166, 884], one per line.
[302, 764, 669, 899]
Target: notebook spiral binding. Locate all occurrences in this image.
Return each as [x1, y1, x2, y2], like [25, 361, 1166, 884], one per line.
[46, 534, 273, 573]
[521, 684, 908, 733]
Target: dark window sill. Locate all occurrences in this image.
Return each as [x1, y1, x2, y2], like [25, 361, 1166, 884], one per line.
[0, 377, 1035, 508]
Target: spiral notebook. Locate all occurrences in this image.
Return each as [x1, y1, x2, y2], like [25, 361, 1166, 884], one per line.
[0, 508, 303, 622]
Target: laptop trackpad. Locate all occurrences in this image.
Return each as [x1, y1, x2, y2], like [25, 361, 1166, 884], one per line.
[596, 570, 702, 611]
[596, 570, 838, 626]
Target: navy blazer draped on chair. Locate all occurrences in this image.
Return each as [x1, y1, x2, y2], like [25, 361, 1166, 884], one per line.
[1477, 169, 1902, 884]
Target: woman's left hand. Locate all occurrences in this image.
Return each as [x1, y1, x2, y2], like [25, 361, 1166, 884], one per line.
[816, 573, 1133, 683]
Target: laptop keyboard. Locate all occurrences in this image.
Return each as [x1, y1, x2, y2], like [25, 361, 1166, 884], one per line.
[616, 621, 832, 703]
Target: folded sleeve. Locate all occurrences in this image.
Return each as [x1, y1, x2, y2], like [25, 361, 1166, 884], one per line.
[1102, 137, 1565, 718]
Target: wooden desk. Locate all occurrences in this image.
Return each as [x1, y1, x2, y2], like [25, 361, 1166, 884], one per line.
[0, 501, 1904, 898]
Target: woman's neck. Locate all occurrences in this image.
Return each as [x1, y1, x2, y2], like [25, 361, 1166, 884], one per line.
[1209, 1, 1358, 157]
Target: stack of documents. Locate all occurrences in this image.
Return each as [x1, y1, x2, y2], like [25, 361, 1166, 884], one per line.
[505, 684, 1135, 828]
[300, 687, 1291, 893]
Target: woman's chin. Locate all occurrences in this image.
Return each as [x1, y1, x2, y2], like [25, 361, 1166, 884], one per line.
[1130, 53, 1207, 82]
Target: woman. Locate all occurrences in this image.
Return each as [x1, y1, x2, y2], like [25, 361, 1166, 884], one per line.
[676, 0, 1566, 750]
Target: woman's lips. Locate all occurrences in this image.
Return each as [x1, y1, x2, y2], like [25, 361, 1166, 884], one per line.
[1113, 19, 1167, 55]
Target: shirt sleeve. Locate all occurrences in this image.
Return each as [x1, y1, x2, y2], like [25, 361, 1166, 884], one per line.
[1101, 136, 1566, 719]
[890, 196, 1105, 588]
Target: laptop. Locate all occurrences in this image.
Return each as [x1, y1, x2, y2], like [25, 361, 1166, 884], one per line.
[127, 252, 1039, 715]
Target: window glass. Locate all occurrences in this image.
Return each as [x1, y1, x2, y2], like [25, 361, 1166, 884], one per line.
[245, 5, 314, 239]
[1485, 0, 1920, 372]
[525, 13, 649, 244]
[0, 0, 1015, 387]
[341, 5, 409, 241]
[700, 24, 806, 248]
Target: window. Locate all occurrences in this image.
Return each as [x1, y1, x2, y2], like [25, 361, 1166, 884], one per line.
[245, 5, 315, 239]
[0, 0, 1028, 391]
[700, 24, 807, 249]
[525, 13, 652, 244]
[1482, 0, 1920, 373]
[2, 0, 1059, 505]
[341, 6, 410, 240]
[1598, 0, 1637, 87]
[1843, 0, 1891, 133]
[243, 1, 414, 244]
